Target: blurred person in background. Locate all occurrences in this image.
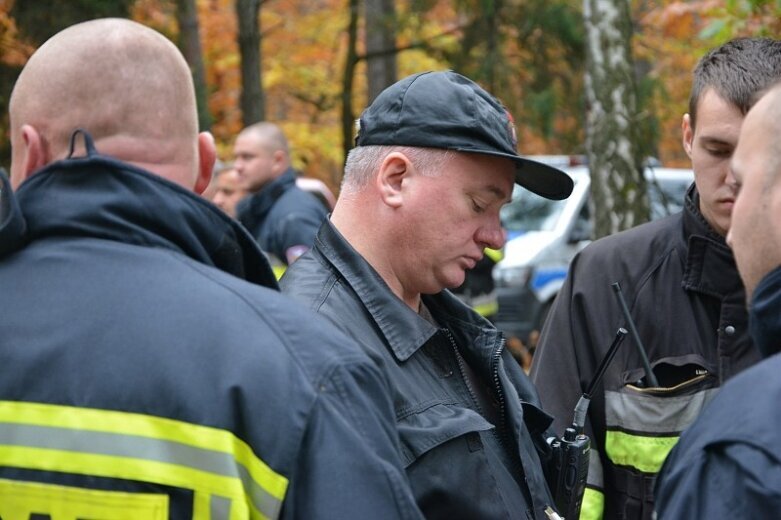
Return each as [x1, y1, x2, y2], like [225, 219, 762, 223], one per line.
[233, 122, 327, 267]
[211, 164, 247, 218]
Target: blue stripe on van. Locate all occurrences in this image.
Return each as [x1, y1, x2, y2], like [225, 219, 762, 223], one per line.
[530, 267, 568, 291]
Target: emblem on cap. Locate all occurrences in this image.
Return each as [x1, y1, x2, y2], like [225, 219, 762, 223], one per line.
[505, 110, 518, 148]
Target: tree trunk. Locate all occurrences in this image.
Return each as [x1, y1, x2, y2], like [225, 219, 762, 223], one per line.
[340, 0, 360, 185]
[175, 0, 211, 131]
[236, 0, 264, 125]
[584, 0, 648, 239]
[364, 0, 397, 103]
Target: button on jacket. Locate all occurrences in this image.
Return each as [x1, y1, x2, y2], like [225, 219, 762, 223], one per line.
[531, 184, 759, 520]
[281, 220, 556, 520]
[0, 155, 421, 520]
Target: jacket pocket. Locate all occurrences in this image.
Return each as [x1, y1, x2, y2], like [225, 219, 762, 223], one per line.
[396, 402, 493, 468]
[604, 355, 719, 520]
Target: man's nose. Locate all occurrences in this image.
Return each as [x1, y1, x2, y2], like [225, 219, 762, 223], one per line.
[476, 221, 506, 250]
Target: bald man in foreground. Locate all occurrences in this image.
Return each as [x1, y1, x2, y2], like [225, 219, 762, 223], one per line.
[654, 83, 781, 517]
[0, 19, 421, 519]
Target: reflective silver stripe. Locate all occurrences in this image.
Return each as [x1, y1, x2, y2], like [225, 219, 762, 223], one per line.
[211, 495, 232, 519]
[0, 423, 281, 519]
[604, 388, 719, 433]
[586, 448, 604, 488]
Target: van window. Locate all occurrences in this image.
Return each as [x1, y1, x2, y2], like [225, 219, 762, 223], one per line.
[501, 188, 568, 236]
[648, 177, 692, 219]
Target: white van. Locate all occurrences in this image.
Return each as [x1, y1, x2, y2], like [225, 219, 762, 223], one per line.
[492, 165, 694, 343]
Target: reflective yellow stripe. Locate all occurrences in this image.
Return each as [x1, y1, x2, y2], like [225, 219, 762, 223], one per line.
[484, 248, 503, 263]
[473, 300, 498, 317]
[605, 430, 680, 473]
[273, 265, 286, 280]
[579, 487, 604, 520]
[0, 401, 288, 519]
[193, 490, 210, 520]
[0, 478, 168, 520]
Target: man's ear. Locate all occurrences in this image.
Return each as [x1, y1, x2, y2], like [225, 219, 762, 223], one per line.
[682, 114, 694, 159]
[195, 131, 217, 195]
[272, 149, 287, 173]
[376, 152, 410, 208]
[16, 125, 48, 184]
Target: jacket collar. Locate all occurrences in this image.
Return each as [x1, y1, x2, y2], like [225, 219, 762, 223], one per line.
[4, 154, 278, 289]
[236, 167, 296, 228]
[681, 183, 744, 300]
[315, 220, 497, 361]
[0, 172, 25, 257]
[750, 265, 781, 358]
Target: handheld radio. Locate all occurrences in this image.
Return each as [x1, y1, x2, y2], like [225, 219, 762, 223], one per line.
[545, 327, 628, 518]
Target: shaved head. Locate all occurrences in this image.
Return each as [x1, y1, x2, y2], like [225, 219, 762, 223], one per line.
[9, 18, 211, 190]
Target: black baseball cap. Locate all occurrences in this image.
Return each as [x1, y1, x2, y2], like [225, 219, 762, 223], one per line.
[355, 71, 573, 200]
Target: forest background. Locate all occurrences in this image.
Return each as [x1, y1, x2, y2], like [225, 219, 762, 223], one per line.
[0, 0, 779, 198]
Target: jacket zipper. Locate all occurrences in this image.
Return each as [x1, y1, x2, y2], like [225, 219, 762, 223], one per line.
[490, 336, 512, 452]
[445, 330, 512, 451]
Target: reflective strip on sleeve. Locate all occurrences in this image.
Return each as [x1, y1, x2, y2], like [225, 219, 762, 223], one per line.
[472, 300, 499, 317]
[484, 248, 503, 263]
[0, 400, 288, 520]
[605, 430, 679, 474]
[579, 487, 604, 520]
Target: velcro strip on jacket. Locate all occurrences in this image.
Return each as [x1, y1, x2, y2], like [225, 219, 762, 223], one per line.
[604, 388, 718, 473]
[0, 400, 288, 519]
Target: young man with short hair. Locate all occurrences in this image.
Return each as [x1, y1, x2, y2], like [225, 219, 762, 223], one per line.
[530, 37, 781, 520]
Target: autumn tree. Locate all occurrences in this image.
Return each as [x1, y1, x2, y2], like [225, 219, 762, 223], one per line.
[584, 0, 648, 238]
[364, 0, 397, 103]
[175, 0, 211, 130]
[236, 0, 264, 125]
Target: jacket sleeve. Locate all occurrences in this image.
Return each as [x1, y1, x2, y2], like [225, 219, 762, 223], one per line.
[281, 357, 423, 520]
[530, 251, 608, 519]
[655, 442, 781, 520]
[273, 211, 325, 264]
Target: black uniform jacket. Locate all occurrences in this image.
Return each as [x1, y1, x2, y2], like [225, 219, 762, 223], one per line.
[281, 220, 558, 520]
[0, 151, 422, 520]
[530, 184, 759, 520]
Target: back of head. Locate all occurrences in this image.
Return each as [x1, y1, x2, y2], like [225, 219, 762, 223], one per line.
[689, 37, 781, 129]
[9, 18, 200, 186]
[239, 122, 290, 157]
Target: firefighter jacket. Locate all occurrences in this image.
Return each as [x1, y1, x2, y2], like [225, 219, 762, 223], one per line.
[0, 150, 422, 520]
[280, 220, 558, 520]
[236, 168, 327, 267]
[530, 184, 760, 520]
[655, 265, 781, 519]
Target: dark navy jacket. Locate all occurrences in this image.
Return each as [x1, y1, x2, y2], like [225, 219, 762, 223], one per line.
[655, 266, 781, 519]
[0, 153, 421, 519]
[237, 168, 327, 265]
[281, 220, 557, 520]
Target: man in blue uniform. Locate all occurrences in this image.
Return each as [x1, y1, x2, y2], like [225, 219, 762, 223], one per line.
[655, 82, 781, 519]
[0, 18, 421, 520]
[233, 122, 327, 267]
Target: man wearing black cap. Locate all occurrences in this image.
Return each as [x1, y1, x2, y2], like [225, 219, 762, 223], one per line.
[280, 70, 573, 519]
